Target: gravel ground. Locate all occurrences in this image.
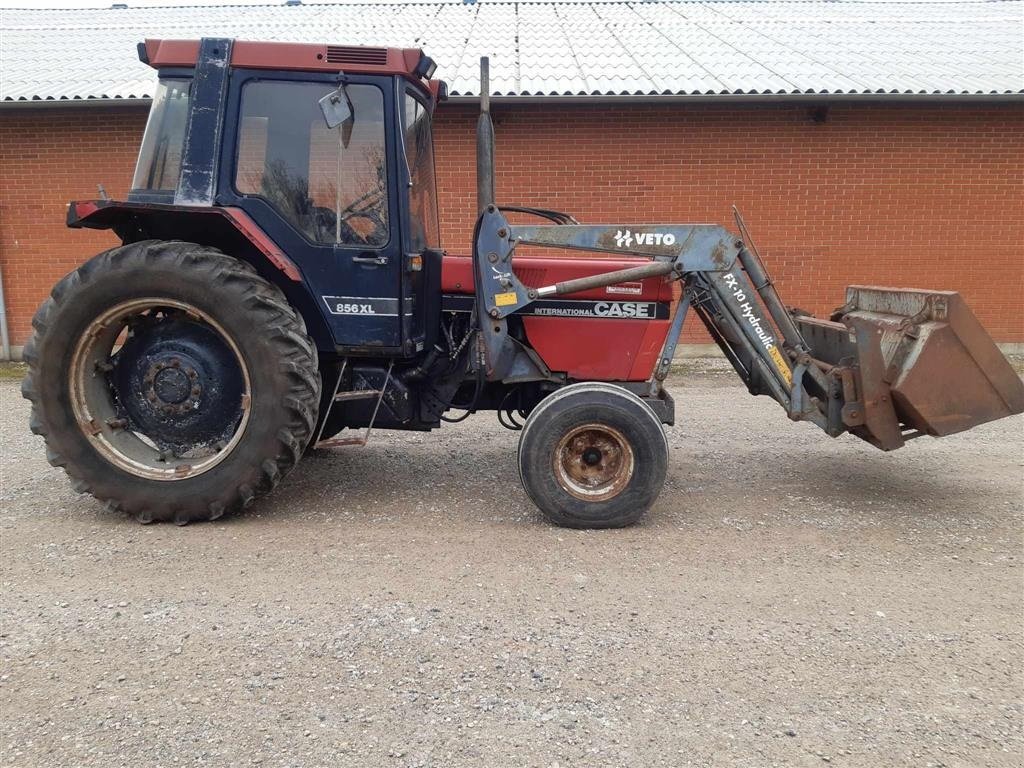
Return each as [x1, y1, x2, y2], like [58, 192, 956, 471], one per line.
[1, 370, 1021, 768]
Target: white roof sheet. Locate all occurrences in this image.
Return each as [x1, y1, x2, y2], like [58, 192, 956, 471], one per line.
[1, 0, 1021, 103]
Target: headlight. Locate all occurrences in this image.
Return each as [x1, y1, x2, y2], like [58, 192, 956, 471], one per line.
[415, 52, 437, 80]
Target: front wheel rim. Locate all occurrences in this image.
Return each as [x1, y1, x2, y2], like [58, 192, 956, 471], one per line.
[554, 423, 635, 501]
[69, 298, 251, 481]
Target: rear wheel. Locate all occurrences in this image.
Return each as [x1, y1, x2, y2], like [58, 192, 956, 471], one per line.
[517, 382, 668, 528]
[21, 240, 320, 524]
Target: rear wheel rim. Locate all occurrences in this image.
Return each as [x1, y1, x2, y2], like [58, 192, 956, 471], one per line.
[554, 423, 635, 501]
[69, 298, 251, 481]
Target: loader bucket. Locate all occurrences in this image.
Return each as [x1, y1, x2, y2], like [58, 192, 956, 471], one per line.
[797, 286, 1024, 450]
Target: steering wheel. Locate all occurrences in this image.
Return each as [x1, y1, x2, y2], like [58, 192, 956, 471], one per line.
[309, 205, 386, 246]
[339, 208, 388, 245]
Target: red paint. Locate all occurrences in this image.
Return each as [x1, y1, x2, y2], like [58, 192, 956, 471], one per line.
[66, 199, 302, 282]
[441, 253, 674, 302]
[71, 200, 100, 219]
[523, 316, 670, 381]
[629, 315, 677, 381]
[142, 39, 440, 100]
[218, 207, 302, 281]
[442, 253, 673, 381]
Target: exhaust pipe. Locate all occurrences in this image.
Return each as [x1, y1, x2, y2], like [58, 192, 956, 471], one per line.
[476, 56, 496, 212]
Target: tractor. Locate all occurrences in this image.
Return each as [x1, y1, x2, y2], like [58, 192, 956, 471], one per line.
[22, 38, 1024, 527]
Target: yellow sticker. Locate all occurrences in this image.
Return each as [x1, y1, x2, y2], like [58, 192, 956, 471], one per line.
[768, 346, 793, 387]
[495, 292, 518, 307]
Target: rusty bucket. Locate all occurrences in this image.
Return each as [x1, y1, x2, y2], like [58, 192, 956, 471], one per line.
[798, 286, 1024, 450]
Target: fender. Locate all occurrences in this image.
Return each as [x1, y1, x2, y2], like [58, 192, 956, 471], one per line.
[66, 199, 334, 350]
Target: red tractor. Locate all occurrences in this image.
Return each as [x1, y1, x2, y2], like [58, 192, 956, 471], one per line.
[22, 39, 1023, 527]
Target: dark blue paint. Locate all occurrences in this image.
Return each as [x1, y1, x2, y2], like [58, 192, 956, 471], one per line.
[216, 69, 408, 353]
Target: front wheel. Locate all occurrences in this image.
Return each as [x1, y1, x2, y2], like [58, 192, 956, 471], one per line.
[21, 240, 320, 524]
[517, 382, 668, 528]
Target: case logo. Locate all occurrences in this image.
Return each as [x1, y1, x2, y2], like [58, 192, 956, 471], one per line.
[593, 301, 654, 319]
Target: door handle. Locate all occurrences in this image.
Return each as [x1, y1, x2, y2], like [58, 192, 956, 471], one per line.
[352, 254, 388, 266]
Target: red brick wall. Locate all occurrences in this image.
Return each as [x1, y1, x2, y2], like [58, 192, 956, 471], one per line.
[1, 101, 1022, 349]
[0, 107, 148, 348]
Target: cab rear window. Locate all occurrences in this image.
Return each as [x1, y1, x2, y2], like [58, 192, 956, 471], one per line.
[132, 78, 191, 192]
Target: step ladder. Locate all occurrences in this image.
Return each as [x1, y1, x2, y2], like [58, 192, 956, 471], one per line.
[313, 360, 393, 449]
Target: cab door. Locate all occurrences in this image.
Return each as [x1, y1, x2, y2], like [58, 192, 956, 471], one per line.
[219, 72, 404, 352]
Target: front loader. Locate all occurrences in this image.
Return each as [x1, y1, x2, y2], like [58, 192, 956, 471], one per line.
[22, 39, 1024, 528]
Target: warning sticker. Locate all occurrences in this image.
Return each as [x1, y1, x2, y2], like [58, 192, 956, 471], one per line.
[495, 292, 519, 307]
[768, 345, 793, 387]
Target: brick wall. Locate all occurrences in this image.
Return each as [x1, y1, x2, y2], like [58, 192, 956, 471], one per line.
[1, 101, 1022, 350]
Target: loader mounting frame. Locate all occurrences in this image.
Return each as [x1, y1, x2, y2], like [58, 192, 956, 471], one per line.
[470, 206, 1023, 451]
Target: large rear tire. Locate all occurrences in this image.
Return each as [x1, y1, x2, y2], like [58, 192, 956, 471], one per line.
[21, 240, 320, 524]
[517, 382, 668, 528]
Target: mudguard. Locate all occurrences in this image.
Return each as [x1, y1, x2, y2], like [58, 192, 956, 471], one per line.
[65, 199, 336, 350]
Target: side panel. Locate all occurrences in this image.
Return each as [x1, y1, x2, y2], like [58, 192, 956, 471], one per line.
[522, 316, 670, 381]
[443, 253, 673, 381]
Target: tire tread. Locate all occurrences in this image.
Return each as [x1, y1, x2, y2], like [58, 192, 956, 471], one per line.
[22, 239, 320, 524]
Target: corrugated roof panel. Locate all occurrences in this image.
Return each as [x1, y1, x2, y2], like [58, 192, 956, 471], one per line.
[1, 0, 1021, 103]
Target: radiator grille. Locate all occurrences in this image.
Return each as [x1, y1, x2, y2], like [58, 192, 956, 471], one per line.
[325, 46, 389, 66]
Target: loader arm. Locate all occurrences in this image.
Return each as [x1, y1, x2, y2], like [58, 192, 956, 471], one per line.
[471, 205, 1024, 450]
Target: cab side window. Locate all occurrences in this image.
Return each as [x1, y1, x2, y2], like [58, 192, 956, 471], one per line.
[402, 92, 440, 251]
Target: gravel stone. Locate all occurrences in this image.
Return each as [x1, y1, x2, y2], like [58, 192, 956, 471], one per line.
[1, 374, 1021, 767]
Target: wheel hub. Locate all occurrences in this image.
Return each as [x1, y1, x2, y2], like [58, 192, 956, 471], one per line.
[554, 423, 635, 501]
[109, 312, 245, 455]
[147, 359, 201, 412]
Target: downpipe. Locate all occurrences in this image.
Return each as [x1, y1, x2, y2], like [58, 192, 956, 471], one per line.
[0, 263, 9, 361]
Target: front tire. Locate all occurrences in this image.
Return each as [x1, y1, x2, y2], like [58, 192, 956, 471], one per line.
[21, 240, 320, 524]
[517, 382, 668, 528]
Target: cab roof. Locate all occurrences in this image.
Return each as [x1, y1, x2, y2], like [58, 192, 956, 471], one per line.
[139, 39, 444, 101]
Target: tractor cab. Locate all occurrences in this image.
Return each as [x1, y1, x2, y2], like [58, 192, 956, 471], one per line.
[125, 38, 445, 355]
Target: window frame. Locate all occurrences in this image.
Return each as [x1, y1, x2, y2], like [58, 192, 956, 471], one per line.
[400, 85, 441, 253]
[227, 74, 395, 252]
[127, 71, 194, 203]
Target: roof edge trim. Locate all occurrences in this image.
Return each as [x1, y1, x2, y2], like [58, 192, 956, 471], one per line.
[3, 92, 1024, 110]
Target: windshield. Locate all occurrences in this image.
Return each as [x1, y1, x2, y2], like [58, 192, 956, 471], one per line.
[132, 78, 190, 192]
[403, 91, 440, 251]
